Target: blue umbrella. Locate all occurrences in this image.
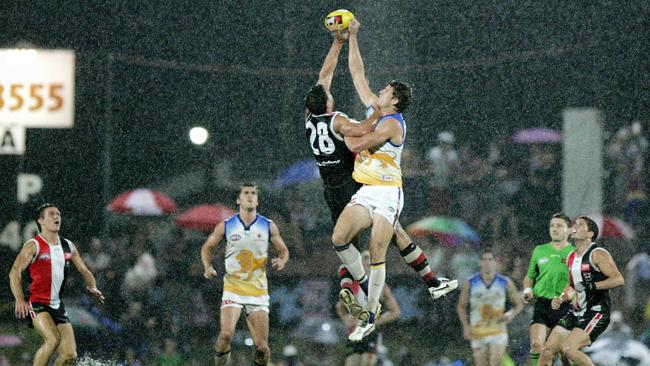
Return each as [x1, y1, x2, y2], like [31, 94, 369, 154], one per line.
[276, 159, 320, 187]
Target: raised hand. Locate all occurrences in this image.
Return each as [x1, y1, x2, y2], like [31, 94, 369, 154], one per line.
[348, 19, 361, 36]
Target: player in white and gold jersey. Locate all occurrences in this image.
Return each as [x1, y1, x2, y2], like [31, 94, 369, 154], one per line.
[332, 18, 457, 342]
[457, 248, 523, 366]
[200, 183, 289, 366]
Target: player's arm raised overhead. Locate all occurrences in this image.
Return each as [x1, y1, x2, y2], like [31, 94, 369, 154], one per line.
[317, 36, 346, 93]
[200, 221, 226, 279]
[269, 221, 289, 271]
[344, 117, 402, 153]
[348, 19, 377, 108]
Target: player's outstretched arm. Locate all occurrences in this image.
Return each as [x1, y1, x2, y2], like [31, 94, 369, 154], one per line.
[318, 37, 345, 93]
[201, 221, 225, 279]
[344, 117, 401, 153]
[70, 243, 105, 306]
[270, 221, 289, 271]
[9, 241, 37, 318]
[348, 19, 377, 107]
[333, 106, 381, 137]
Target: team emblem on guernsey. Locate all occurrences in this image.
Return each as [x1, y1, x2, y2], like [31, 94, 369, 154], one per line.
[39, 253, 50, 260]
[229, 234, 241, 241]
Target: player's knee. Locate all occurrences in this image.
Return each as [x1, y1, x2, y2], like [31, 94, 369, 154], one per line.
[217, 329, 235, 345]
[560, 344, 577, 358]
[370, 233, 390, 250]
[539, 343, 554, 358]
[332, 230, 349, 246]
[530, 338, 544, 352]
[43, 333, 61, 349]
[253, 336, 268, 349]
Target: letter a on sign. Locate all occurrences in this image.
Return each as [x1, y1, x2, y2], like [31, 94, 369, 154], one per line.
[0, 127, 25, 155]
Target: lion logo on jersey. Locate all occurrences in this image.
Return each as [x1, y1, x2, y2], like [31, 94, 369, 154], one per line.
[235, 250, 267, 280]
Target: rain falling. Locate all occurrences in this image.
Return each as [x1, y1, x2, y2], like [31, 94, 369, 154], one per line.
[0, 2, 649, 365]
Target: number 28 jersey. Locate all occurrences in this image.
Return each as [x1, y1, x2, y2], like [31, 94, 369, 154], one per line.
[305, 111, 356, 186]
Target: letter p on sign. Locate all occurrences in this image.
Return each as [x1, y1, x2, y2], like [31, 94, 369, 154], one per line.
[17, 174, 42, 203]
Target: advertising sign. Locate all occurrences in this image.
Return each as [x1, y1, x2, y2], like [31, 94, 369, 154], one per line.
[0, 49, 75, 128]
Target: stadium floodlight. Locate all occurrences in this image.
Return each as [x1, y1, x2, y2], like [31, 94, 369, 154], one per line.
[189, 126, 209, 145]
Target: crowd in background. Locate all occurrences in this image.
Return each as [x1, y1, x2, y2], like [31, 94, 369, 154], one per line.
[2, 121, 649, 366]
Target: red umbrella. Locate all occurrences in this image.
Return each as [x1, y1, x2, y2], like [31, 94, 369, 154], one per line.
[175, 204, 236, 232]
[106, 189, 178, 216]
[589, 215, 635, 240]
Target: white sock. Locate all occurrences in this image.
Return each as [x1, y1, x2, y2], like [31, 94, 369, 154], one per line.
[335, 244, 366, 281]
[367, 262, 386, 321]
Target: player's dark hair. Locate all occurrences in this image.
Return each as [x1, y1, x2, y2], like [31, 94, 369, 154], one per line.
[305, 84, 328, 115]
[237, 183, 259, 198]
[388, 80, 412, 112]
[480, 246, 495, 258]
[550, 212, 571, 227]
[578, 216, 599, 240]
[35, 203, 58, 232]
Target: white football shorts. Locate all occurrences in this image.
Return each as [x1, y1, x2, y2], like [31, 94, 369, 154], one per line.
[471, 333, 508, 351]
[347, 185, 404, 226]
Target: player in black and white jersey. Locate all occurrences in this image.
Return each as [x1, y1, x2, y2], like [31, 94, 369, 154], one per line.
[304, 34, 455, 325]
[304, 33, 378, 227]
[538, 216, 625, 366]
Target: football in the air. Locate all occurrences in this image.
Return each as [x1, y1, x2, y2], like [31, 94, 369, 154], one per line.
[324, 9, 354, 32]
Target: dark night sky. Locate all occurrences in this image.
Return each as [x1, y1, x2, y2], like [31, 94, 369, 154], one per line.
[0, 1, 647, 238]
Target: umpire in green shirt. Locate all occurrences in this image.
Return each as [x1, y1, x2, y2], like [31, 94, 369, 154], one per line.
[523, 213, 575, 366]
